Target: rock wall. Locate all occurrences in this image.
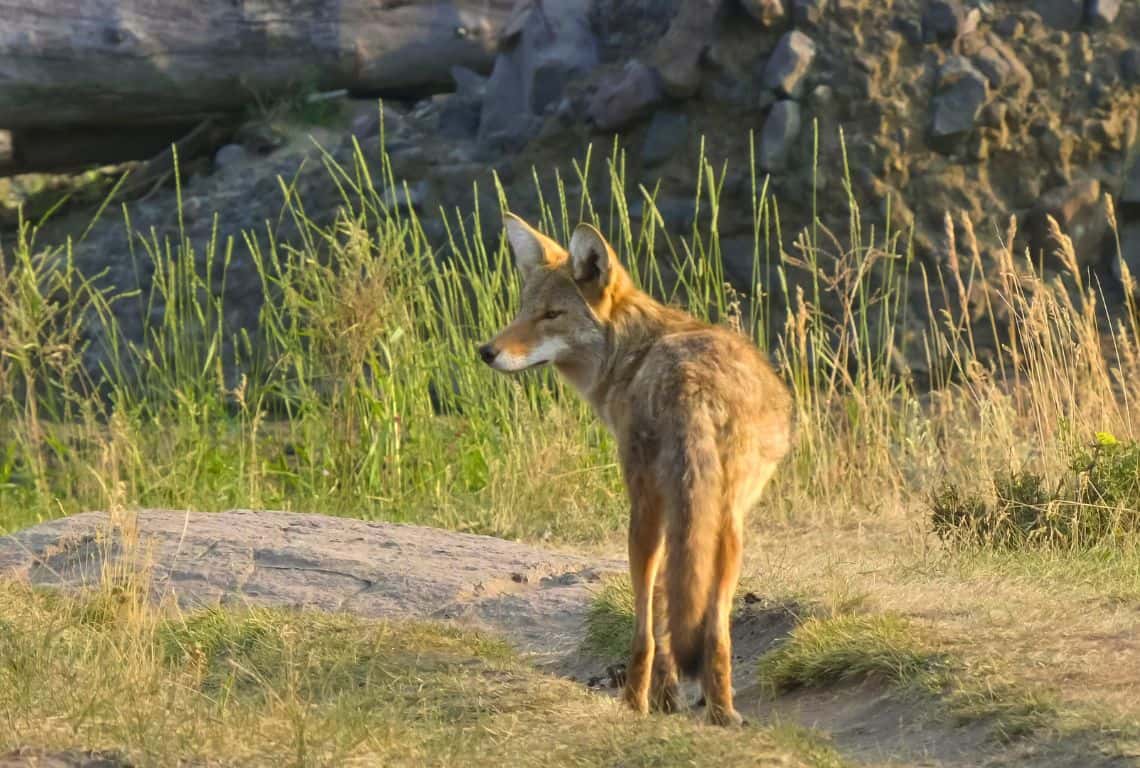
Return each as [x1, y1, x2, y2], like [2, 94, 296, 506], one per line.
[2, 0, 1139, 383]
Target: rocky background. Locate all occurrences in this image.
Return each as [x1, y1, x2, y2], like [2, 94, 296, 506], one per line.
[1, 0, 1139, 381]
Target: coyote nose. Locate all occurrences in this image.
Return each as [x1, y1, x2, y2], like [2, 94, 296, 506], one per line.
[478, 343, 497, 365]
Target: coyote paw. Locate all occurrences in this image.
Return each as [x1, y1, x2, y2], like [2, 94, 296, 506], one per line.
[706, 706, 745, 728]
[621, 684, 650, 714]
[651, 681, 684, 714]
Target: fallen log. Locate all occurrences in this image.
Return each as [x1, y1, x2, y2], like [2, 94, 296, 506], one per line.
[0, 0, 515, 129]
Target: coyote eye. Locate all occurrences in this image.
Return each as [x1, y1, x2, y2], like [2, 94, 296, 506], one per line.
[541, 309, 563, 320]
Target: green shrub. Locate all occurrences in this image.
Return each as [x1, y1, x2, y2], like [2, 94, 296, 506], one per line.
[931, 432, 1140, 549]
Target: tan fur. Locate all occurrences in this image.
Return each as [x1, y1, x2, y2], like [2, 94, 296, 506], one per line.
[480, 213, 794, 726]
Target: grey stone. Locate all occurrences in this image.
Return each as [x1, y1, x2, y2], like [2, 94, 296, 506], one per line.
[922, 0, 980, 43]
[1122, 159, 1140, 207]
[892, 16, 924, 46]
[213, 143, 248, 169]
[1026, 179, 1106, 267]
[931, 58, 989, 138]
[479, 47, 527, 144]
[759, 100, 802, 171]
[971, 39, 1034, 99]
[475, 116, 544, 160]
[1122, 48, 1140, 85]
[1031, 0, 1083, 29]
[450, 65, 487, 101]
[653, 0, 721, 98]
[350, 111, 380, 140]
[641, 110, 690, 167]
[741, 0, 787, 27]
[792, 0, 827, 25]
[478, 0, 599, 147]
[437, 67, 485, 141]
[1112, 221, 1140, 291]
[589, 60, 665, 132]
[994, 15, 1024, 37]
[629, 195, 708, 233]
[1085, 0, 1121, 26]
[762, 31, 817, 98]
[719, 236, 760, 291]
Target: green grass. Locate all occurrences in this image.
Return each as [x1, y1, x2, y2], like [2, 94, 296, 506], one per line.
[756, 613, 942, 693]
[755, 612, 1059, 743]
[0, 582, 841, 767]
[581, 575, 635, 660]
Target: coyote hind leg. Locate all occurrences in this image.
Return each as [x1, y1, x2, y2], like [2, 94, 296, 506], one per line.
[702, 518, 744, 727]
[650, 575, 683, 713]
[622, 488, 665, 715]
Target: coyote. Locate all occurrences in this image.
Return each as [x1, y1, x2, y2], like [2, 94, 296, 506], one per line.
[478, 213, 794, 726]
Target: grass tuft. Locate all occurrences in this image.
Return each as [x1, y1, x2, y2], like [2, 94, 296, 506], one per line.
[756, 611, 1060, 743]
[757, 613, 943, 693]
[581, 575, 634, 660]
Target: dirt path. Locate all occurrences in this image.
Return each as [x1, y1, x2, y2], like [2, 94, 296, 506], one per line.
[0, 509, 1129, 768]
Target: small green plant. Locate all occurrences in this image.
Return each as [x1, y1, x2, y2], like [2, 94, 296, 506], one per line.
[756, 613, 944, 694]
[931, 432, 1140, 550]
[581, 575, 634, 660]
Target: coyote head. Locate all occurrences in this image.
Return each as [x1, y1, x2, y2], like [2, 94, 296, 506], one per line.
[478, 213, 631, 379]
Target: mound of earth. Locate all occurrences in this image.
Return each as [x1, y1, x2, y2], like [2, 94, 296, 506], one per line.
[0, 509, 623, 672]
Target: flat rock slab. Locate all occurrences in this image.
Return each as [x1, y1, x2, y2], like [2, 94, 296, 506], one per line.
[0, 509, 625, 668]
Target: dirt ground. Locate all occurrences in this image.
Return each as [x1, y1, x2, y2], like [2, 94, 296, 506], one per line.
[2, 508, 1136, 767]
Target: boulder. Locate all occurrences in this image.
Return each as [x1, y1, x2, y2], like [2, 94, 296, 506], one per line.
[653, 0, 723, 98]
[1085, 0, 1121, 27]
[1112, 221, 1140, 291]
[971, 37, 1034, 100]
[1026, 179, 1107, 267]
[478, 0, 599, 148]
[1031, 0, 1083, 29]
[642, 110, 691, 167]
[922, 0, 980, 44]
[1122, 48, 1140, 85]
[930, 58, 989, 140]
[589, 60, 666, 132]
[438, 66, 487, 140]
[762, 31, 817, 98]
[213, 144, 248, 170]
[792, 0, 827, 26]
[741, 0, 787, 27]
[759, 100, 802, 171]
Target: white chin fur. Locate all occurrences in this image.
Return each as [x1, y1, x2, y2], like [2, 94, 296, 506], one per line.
[493, 338, 568, 372]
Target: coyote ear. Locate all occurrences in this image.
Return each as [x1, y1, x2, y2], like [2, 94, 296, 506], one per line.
[569, 223, 615, 291]
[503, 212, 558, 275]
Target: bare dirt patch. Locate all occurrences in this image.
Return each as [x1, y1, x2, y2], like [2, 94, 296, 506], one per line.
[0, 509, 622, 675]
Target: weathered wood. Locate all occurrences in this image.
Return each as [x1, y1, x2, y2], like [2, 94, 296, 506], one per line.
[0, 0, 515, 129]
